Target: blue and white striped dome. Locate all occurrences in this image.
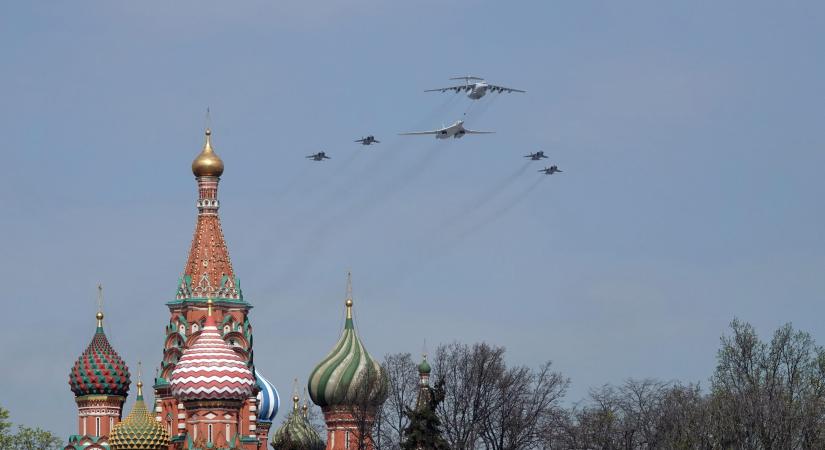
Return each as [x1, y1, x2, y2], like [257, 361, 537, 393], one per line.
[255, 369, 280, 423]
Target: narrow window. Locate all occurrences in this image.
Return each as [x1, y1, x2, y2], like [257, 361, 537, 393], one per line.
[95, 417, 100, 436]
[167, 420, 172, 435]
[225, 424, 230, 441]
[83, 417, 87, 435]
[208, 424, 213, 443]
[346, 430, 350, 449]
[193, 425, 197, 440]
[109, 417, 114, 434]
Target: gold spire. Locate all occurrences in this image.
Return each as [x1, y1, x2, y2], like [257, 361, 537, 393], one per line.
[292, 378, 300, 411]
[302, 387, 309, 418]
[345, 271, 353, 320]
[96, 284, 104, 328]
[137, 361, 143, 397]
[191, 127, 224, 177]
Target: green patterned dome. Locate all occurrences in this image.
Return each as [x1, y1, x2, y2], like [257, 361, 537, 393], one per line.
[271, 396, 324, 450]
[110, 381, 170, 450]
[69, 313, 131, 397]
[308, 294, 388, 409]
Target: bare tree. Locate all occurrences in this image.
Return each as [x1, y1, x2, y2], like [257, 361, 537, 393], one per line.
[549, 320, 825, 450]
[376, 353, 418, 450]
[479, 362, 569, 450]
[434, 342, 506, 450]
[349, 363, 389, 450]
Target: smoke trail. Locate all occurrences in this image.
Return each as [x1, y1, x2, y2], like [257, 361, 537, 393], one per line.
[440, 161, 532, 230]
[455, 176, 545, 240]
[271, 163, 312, 202]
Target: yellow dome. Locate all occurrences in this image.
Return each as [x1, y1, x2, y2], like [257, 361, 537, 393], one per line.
[110, 381, 170, 450]
[191, 129, 224, 177]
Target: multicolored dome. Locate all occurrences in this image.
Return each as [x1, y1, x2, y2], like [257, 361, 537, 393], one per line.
[308, 282, 388, 408]
[69, 312, 131, 397]
[271, 395, 324, 450]
[110, 379, 170, 450]
[170, 303, 255, 401]
[256, 369, 280, 423]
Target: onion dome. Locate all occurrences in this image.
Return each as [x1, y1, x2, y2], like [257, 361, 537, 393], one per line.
[69, 311, 131, 397]
[271, 395, 324, 450]
[256, 369, 281, 423]
[418, 355, 431, 375]
[191, 129, 224, 177]
[308, 274, 388, 408]
[170, 300, 255, 401]
[110, 372, 170, 450]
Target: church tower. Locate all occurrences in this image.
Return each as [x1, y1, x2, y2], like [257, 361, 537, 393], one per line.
[66, 287, 131, 449]
[308, 273, 388, 450]
[154, 127, 276, 449]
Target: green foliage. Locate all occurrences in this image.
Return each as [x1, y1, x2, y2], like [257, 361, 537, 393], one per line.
[0, 406, 62, 450]
[0, 407, 12, 450]
[401, 380, 449, 450]
[9, 425, 62, 450]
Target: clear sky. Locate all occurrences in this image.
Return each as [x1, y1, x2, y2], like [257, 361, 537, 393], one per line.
[1, 0, 824, 438]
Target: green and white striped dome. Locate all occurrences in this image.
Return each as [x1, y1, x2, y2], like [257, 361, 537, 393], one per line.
[271, 395, 324, 450]
[307, 296, 387, 408]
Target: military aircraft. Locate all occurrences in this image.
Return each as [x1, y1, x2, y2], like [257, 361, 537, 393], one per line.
[539, 165, 563, 175]
[306, 152, 331, 161]
[399, 120, 494, 139]
[426, 76, 525, 100]
[355, 136, 380, 145]
[525, 151, 548, 160]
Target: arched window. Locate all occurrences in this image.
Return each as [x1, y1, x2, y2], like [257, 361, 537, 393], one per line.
[225, 424, 230, 441]
[192, 324, 199, 333]
[208, 424, 213, 443]
[83, 417, 87, 435]
[345, 430, 350, 449]
[95, 417, 101, 436]
[193, 425, 197, 440]
[167, 420, 172, 436]
[179, 324, 185, 334]
[109, 417, 113, 434]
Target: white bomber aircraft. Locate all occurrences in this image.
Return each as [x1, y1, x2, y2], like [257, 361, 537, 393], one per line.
[426, 76, 525, 100]
[399, 120, 494, 139]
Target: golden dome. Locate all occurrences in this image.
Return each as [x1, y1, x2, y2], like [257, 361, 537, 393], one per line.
[191, 129, 224, 177]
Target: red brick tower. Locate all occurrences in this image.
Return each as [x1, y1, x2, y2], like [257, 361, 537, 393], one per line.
[153, 128, 262, 450]
[65, 287, 131, 450]
[307, 274, 388, 450]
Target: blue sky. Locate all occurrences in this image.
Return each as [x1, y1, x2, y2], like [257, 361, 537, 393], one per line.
[1, 0, 824, 437]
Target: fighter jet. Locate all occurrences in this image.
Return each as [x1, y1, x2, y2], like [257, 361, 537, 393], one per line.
[355, 136, 380, 145]
[525, 151, 548, 160]
[399, 120, 494, 139]
[426, 76, 525, 100]
[539, 165, 563, 175]
[306, 152, 331, 161]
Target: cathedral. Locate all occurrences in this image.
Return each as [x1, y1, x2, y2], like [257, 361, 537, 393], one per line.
[63, 128, 393, 450]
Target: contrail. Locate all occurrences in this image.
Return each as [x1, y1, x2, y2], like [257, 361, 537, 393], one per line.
[271, 163, 312, 202]
[455, 176, 545, 240]
[378, 175, 546, 289]
[440, 161, 532, 230]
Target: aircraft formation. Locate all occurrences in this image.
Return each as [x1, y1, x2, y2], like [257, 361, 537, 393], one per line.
[306, 75, 562, 176]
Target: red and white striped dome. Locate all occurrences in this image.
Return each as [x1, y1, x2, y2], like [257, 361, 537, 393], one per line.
[170, 313, 255, 401]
